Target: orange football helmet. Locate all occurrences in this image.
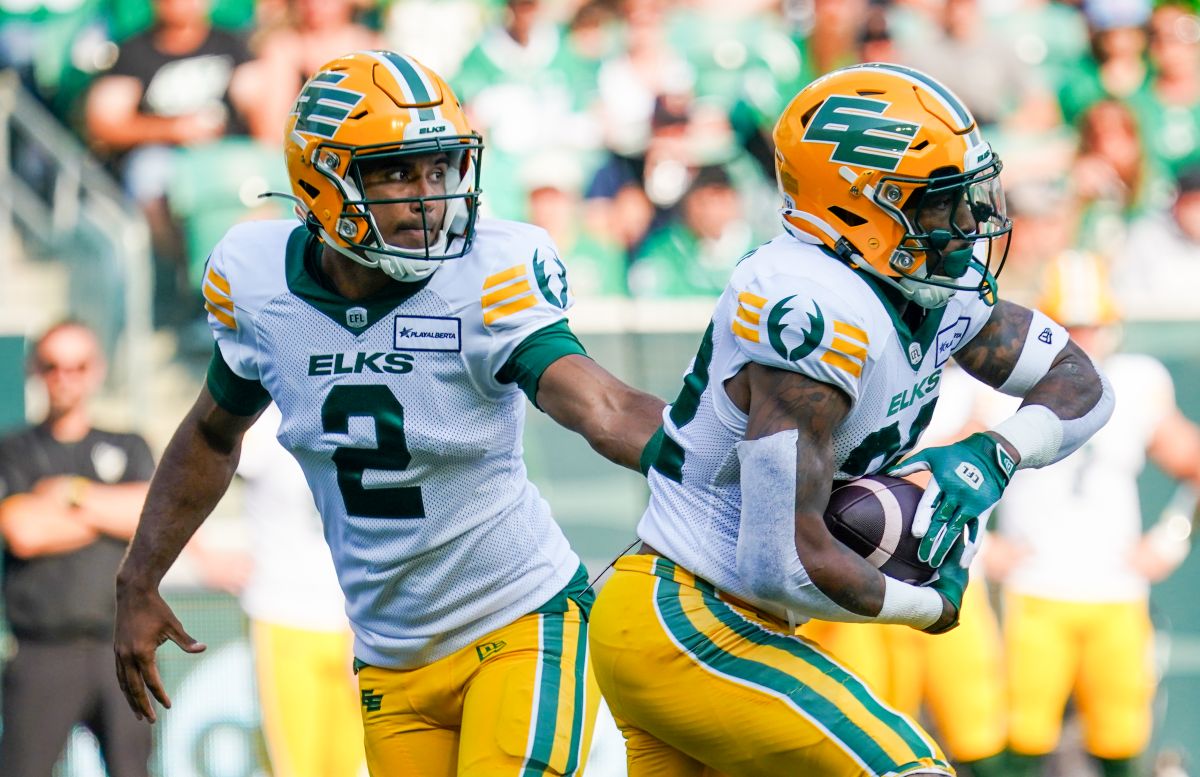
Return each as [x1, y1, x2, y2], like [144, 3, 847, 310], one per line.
[774, 63, 1011, 308]
[283, 51, 483, 281]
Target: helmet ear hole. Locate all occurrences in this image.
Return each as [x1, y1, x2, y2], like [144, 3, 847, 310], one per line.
[799, 102, 822, 128]
[297, 179, 320, 199]
[828, 206, 867, 227]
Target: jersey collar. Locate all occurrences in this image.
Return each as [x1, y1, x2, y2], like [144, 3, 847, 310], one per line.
[850, 258, 947, 373]
[285, 226, 431, 334]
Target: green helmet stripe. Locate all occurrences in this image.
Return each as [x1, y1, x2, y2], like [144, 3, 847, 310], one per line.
[862, 63, 974, 131]
[375, 51, 437, 122]
[292, 72, 364, 139]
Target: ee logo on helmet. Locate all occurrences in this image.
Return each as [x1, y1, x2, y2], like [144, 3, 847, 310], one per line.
[803, 95, 922, 172]
[292, 72, 365, 139]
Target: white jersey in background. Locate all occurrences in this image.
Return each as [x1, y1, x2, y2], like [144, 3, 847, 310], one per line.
[237, 403, 347, 632]
[994, 354, 1174, 602]
[638, 232, 996, 616]
[204, 218, 580, 669]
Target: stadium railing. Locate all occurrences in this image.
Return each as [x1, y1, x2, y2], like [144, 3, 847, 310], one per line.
[0, 69, 153, 420]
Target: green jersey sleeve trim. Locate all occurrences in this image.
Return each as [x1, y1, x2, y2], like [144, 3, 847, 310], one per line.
[496, 320, 588, 409]
[640, 425, 665, 476]
[206, 343, 271, 416]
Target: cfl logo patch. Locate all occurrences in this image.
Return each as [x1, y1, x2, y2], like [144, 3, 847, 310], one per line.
[346, 307, 368, 328]
[954, 462, 984, 490]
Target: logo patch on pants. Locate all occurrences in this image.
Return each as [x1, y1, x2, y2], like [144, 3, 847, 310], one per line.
[476, 640, 507, 662]
[361, 689, 384, 712]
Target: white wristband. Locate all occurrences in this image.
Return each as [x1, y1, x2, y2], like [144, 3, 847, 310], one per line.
[991, 404, 1063, 470]
[877, 577, 943, 629]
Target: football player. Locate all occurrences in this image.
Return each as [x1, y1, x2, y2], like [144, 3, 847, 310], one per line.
[588, 63, 1114, 776]
[112, 51, 664, 776]
[988, 251, 1200, 777]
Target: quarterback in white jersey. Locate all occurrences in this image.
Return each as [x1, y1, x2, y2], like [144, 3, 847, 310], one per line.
[113, 51, 663, 777]
[590, 64, 1114, 777]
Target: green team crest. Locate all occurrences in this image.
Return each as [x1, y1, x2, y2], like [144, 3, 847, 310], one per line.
[768, 296, 824, 361]
[292, 72, 365, 139]
[533, 249, 569, 309]
[802, 95, 921, 172]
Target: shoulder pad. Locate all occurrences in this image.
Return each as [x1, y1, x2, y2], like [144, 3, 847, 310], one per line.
[477, 223, 572, 330]
[202, 220, 296, 332]
[730, 271, 871, 403]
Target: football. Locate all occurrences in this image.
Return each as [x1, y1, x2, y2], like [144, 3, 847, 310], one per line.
[823, 474, 936, 585]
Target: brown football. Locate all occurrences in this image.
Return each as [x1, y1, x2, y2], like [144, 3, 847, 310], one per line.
[823, 474, 936, 585]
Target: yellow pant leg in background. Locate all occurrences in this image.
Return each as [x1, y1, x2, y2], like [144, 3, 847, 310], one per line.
[1075, 599, 1154, 759]
[252, 620, 365, 777]
[1006, 594, 1153, 759]
[357, 596, 598, 777]
[797, 620, 893, 696]
[915, 583, 1006, 762]
[590, 556, 952, 777]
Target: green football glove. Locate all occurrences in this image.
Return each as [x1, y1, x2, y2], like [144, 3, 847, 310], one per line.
[921, 539, 969, 634]
[889, 432, 1016, 568]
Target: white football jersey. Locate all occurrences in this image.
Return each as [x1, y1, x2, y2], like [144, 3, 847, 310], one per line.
[994, 353, 1174, 602]
[638, 231, 1001, 615]
[203, 218, 581, 669]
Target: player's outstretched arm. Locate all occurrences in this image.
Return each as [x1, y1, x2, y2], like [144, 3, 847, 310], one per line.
[114, 386, 262, 722]
[536, 354, 666, 472]
[733, 363, 959, 633]
[891, 299, 1115, 568]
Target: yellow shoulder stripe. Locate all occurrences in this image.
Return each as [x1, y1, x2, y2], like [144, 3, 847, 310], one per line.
[735, 304, 760, 327]
[483, 263, 527, 290]
[731, 319, 759, 343]
[821, 351, 862, 378]
[737, 290, 767, 309]
[481, 278, 532, 310]
[829, 337, 868, 362]
[833, 320, 868, 345]
[205, 301, 237, 330]
[483, 295, 537, 326]
[481, 262, 537, 325]
[203, 282, 234, 315]
[732, 289, 766, 335]
[206, 266, 231, 296]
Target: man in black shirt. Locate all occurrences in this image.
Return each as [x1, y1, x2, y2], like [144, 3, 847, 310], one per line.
[0, 322, 154, 777]
[83, 0, 265, 324]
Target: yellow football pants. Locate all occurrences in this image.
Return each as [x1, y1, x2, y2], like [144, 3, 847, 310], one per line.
[1005, 593, 1154, 759]
[590, 555, 953, 777]
[356, 592, 599, 777]
[251, 620, 365, 777]
[800, 582, 1006, 762]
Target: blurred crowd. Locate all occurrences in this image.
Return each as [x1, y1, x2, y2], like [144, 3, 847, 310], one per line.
[2, 0, 1200, 320]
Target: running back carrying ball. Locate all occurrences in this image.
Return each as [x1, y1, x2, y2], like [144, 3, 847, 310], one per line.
[824, 475, 937, 585]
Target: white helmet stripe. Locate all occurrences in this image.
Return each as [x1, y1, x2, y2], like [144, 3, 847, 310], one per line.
[369, 51, 444, 124]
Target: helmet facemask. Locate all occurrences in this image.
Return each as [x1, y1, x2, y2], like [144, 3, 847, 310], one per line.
[870, 160, 1012, 308]
[310, 134, 483, 282]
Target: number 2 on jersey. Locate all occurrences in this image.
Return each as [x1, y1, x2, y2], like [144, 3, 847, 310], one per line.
[321, 384, 426, 518]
